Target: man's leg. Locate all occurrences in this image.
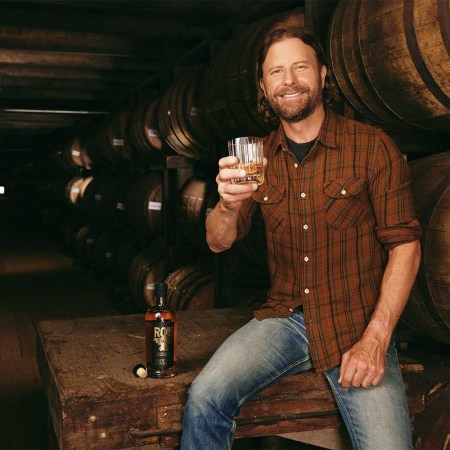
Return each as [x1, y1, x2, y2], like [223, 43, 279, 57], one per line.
[324, 340, 413, 450]
[180, 311, 313, 450]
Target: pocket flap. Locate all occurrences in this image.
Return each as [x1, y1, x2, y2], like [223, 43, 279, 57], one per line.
[252, 185, 285, 204]
[324, 178, 364, 198]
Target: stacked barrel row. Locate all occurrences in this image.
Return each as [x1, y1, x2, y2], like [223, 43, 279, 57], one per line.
[12, 163, 220, 312]
[50, 9, 306, 173]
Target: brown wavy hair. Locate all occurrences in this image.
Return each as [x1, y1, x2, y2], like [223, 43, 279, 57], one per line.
[256, 25, 339, 126]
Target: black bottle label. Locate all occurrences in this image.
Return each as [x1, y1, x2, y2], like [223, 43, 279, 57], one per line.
[150, 320, 174, 368]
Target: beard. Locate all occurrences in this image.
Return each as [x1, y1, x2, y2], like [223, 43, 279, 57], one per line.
[267, 78, 323, 123]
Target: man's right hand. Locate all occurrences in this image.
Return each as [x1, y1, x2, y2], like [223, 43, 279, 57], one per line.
[216, 156, 259, 211]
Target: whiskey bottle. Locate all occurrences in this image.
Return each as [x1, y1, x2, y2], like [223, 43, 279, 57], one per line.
[145, 282, 177, 378]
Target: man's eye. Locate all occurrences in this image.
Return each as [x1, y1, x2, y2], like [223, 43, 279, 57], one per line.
[271, 69, 282, 75]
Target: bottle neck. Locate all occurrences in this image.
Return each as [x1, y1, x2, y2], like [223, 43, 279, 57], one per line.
[154, 295, 166, 308]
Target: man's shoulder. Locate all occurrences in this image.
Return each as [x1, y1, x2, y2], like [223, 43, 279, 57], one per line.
[333, 111, 385, 137]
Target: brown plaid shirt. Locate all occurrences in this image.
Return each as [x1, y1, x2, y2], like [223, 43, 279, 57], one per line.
[236, 110, 421, 371]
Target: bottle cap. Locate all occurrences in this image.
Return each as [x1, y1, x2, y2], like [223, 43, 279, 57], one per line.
[155, 282, 167, 298]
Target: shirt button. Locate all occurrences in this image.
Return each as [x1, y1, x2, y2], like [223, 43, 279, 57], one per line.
[303, 224, 308, 230]
[263, 196, 268, 201]
[304, 288, 310, 294]
[300, 192, 306, 198]
[304, 256, 309, 262]
[341, 189, 347, 195]
[294, 163, 298, 168]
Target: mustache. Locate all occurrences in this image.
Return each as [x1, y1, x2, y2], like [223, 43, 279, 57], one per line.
[278, 87, 309, 96]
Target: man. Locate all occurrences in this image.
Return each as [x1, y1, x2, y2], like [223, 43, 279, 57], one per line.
[181, 25, 421, 450]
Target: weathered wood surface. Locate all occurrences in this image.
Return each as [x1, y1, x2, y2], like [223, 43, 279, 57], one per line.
[38, 308, 424, 450]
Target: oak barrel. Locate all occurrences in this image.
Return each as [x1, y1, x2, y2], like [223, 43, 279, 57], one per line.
[176, 177, 218, 252]
[158, 67, 215, 161]
[113, 236, 143, 281]
[165, 265, 214, 310]
[127, 247, 166, 311]
[78, 174, 110, 220]
[126, 172, 163, 236]
[328, 0, 450, 131]
[92, 228, 117, 276]
[94, 110, 133, 166]
[202, 9, 304, 141]
[60, 137, 93, 170]
[129, 97, 163, 159]
[402, 151, 450, 345]
[74, 225, 98, 268]
[99, 173, 136, 226]
[64, 176, 93, 207]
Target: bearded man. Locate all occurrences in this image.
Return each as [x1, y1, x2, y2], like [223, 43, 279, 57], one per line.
[180, 25, 421, 450]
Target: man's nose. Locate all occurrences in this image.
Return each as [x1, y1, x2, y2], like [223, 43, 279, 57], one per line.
[282, 67, 297, 85]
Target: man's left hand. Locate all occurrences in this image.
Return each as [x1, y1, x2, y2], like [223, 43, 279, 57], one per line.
[338, 336, 387, 389]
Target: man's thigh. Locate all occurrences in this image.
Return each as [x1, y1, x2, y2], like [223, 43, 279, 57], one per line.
[324, 342, 413, 450]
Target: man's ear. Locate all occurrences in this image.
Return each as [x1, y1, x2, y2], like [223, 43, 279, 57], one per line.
[321, 66, 327, 89]
[259, 78, 266, 97]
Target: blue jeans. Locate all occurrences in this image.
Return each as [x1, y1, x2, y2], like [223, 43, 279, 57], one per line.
[180, 311, 413, 450]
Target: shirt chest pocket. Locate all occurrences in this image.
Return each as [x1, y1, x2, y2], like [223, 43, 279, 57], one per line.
[323, 178, 365, 229]
[252, 185, 285, 234]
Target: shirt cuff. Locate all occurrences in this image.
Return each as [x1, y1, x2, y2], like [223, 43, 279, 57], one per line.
[375, 219, 422, 250]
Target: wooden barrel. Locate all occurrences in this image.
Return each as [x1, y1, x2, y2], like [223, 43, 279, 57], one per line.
[64, 176, 94, 207]
[113, 235, 143, 281]
[62, 216, 88, 256]
[129, 97, 163, 159]
[202, 9, 304, 141]
[60, 137, 93, 170]
[75, 225, 98, 268]
[402, 151, 450, 345]
[328, 0, 450, 131]
[95, 110, 134, 166]
[164, 265, 214, 310]
[126, 172, 163, 236]
[158, 67, 216, 161]
[99, 173, 136, 226]
[127, 247, 166, 311]
[176, 177, 218, 252]
[78, 174, 111, 220]
[92, 228, 117, 276]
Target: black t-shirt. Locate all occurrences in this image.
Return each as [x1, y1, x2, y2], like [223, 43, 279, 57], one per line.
[286, 136, 316, 162]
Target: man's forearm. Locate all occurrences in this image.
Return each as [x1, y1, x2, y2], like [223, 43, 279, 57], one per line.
[206, 201, 240, 253]
[364, 240, 421, 347]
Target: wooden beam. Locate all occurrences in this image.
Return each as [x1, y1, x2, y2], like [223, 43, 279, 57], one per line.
[0, 7, 209, 39]
[0, 65, 149, 84]
[0, 26, 195, 58]
[1, 76, 137, 93]
[0, 49, 158, 71]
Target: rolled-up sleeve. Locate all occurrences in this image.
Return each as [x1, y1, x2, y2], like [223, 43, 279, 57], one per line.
[369, 132, 422, 249]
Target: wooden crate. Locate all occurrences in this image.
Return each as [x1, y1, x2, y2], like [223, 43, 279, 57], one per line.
[37, 308, 424, 450]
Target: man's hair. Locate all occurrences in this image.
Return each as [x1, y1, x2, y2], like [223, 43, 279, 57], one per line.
[256, 25, 339, 126]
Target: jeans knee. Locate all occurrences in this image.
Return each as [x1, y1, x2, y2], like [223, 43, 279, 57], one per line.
[185, 378, 230, 420]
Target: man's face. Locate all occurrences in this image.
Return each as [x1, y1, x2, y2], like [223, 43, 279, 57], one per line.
[260, 37, 327, 123]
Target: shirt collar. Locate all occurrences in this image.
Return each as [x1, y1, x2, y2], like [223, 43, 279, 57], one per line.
[273, 108, 339, 153]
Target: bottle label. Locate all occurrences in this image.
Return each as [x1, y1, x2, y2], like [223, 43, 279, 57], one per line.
[151, 320, 174, 369]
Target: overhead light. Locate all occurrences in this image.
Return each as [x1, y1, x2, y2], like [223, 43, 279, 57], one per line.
[0, 109, 108, 115]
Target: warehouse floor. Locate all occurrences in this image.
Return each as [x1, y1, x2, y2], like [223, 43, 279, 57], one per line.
[0, 198, 121, 449]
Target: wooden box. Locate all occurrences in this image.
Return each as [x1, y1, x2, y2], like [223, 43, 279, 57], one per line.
[37, 308, 424, 449]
